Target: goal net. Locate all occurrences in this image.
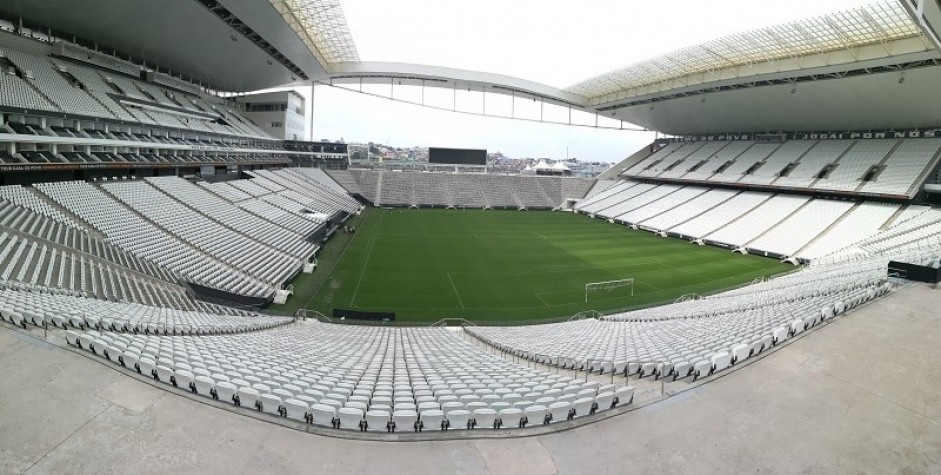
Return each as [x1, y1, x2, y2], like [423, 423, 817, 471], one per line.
[585, 278, 634, 303]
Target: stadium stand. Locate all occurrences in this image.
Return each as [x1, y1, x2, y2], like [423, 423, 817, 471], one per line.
[577, 182, 648, 215]
[668, 191, 771, 239]
[0, 47, 274, 141]
[745, 199, 855, 257]
[691, 194, 809, 247]
[51, 316, 633, 431]
[619, 186, 707, 225]
[238, 198, 323, 236]
[640, 188, 739, 231]
[377, 171, 414, 205]
[323, 169, 362, 195]
[682, 141, 753, 180]
[466, 258, 891, 380]
[624, 137, 941, 199]
[194, 171, 358, 242]
[581, 179, 618, 200]
[330, 170, 594, 209]
[477, 174, 519, 208]
[858, 139, 941, 196]
[559, 176, 595, 201]
[773, 140, 854, 188]
[144, 177, 318, 259]
[0, 63, 59, 112]
[658, 141, 728, 179]
[348, 169, 380, 203]
[572, 179, 941, 261]
[797, 203, 901, 260]
[14, 167, 915, 430]
[16, 168, 360, 305]
[100, 180, 302, 286]
[506, 175, 553, 208]
[734, 141, 815, 185]
[1, 285, 286, 333]
[3, 49, 118, 119]
[0, 200, 177, 283]
[0, 185, 87, 231]
[597, 184, 678, 219]
[262, 168, 360, 215]
[706, 142, 779, 182]
[36, 180, 276, 298]
[812, 139, 898, 191]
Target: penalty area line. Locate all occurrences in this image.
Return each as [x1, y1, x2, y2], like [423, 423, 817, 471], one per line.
[533, 292, 551, 307]
[446, 272, 465, 309]
[349, 213, 383, 307]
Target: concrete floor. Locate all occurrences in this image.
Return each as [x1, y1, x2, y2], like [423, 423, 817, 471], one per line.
[1, 284, 940, 475]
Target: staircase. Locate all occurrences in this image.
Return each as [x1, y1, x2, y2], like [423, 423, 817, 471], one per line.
[594, 184, 656, 216]
[375, 171, 384, 205]
[879, 205, 912, 231]
[18, 74, 63, 114]
[807, 141, 857, 188]
[29, 186, 107, 239]
[504, 177, 525, 209]
[598, 144, 658, 180]
[663, 191, 741, 232]
[476, 178, 491, 209]
[536, 178, 555, 208]
[853, 139, 904, 193]
[769, 140, 819, 186]
[636, 187, 709, 228]
[906, 146, 941, 197]
[701, 193, 776, 242]
[791, 202, 860, 258]
[742, 198, 815, 249]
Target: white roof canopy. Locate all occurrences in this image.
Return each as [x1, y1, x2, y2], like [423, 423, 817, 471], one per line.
[534, 160, 551, 170]
[565, 1, 926, 102]
[267, 0, 940, 134]
[272, 0, 360, 67]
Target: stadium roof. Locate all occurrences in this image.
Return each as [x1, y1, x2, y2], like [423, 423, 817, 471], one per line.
[3, 0, 940, 133]
[271, 0, 359, 65]
[566, 1, 924, 101]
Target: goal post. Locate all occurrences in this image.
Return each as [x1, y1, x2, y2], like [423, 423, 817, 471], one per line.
[585, 278, 634, 303]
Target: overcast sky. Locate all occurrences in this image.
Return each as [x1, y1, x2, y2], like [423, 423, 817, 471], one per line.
[283, 0, 873, 162]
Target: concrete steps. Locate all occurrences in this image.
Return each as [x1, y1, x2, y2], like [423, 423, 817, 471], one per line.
[743, 198, 815, 249]
[791, 202, 861, 258]
[663, 190, 742, 233]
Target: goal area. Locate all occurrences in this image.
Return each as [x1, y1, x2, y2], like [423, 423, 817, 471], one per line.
[585, 278, 634, 303]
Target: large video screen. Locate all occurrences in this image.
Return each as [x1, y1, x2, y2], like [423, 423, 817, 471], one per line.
[428, 147, 487, 165]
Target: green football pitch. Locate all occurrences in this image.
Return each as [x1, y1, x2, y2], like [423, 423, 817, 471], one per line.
[273, 208, 792, 322]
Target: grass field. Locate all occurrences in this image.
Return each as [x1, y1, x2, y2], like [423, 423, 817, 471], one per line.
[272, 208, 792, 322]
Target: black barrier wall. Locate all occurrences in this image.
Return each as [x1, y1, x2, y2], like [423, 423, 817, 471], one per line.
[888, 261, 941, 284]
[187, 282, 273, 307]
[333, 309, 396, 321]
